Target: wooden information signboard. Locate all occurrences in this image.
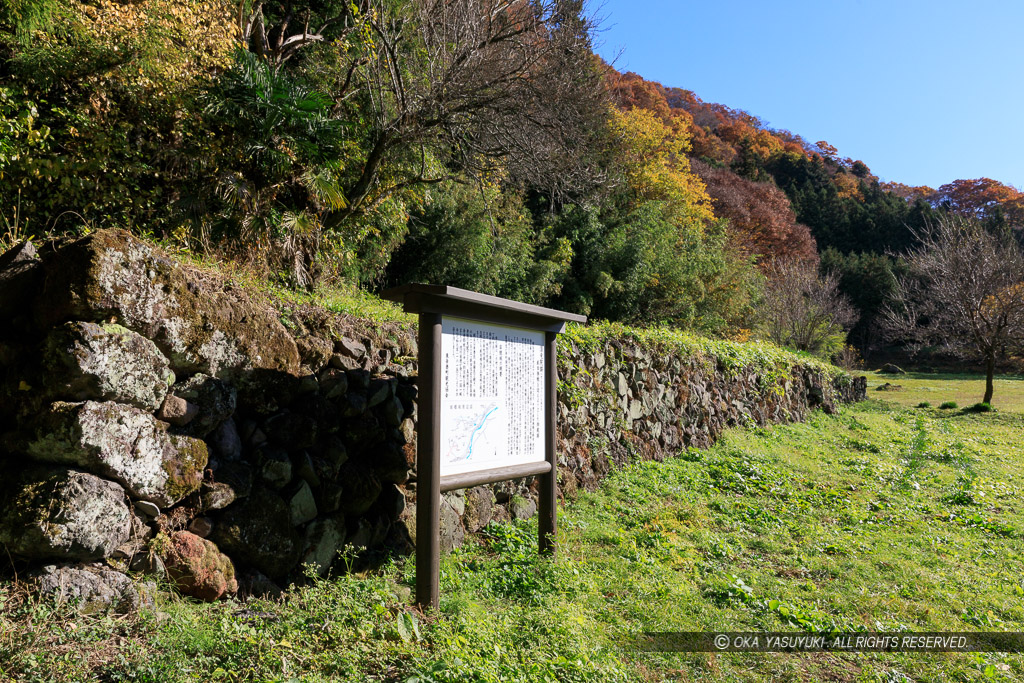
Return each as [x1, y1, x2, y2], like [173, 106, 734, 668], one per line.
[382, 285, 586, 609]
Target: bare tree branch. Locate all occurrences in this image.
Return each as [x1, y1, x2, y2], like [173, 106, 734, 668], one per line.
[882, 215, 1024, 403]
[320, 0, 607, 226]
[760, 259, 858, 355]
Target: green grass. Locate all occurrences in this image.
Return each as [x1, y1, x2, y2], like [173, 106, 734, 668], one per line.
[866, 371, 1024, 414]
[147, 237, 417, 327]
[4, 385, 1024, 681]
[563, 321, 849, 385]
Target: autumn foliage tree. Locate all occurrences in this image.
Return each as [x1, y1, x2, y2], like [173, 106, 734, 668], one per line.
[932, 178, 1024, 225]
[607, 107, 713, 231]
[692, 159, 816, 264]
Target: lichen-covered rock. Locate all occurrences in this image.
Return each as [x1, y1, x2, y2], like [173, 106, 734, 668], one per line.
[169, 374, 236, 438]
[200, 481, 237, 511]
[25, 401, 207, 507]
[35, 229, 300, 380]
[0, 468, 132, 561]
[510, 495, 538, 520]
[463, 486, 495, 533]
[161, 531, 238, 601]
[210, 487, 302, 580]
[40, 322, 173, 410]
[112, 509, 152, 560]
[33, 563, 144, 614]
[439, 496, 465, 553]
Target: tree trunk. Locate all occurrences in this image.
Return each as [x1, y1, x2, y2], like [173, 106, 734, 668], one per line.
[983, 352, 995, 405]
[324, 133, 391, 231]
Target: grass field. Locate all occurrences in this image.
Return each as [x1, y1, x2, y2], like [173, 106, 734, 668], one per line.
[866, 370, 1024, 414]
[3, 377, 1024, 682]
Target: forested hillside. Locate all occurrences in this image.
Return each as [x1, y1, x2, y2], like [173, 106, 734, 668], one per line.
[2, 0, 1022, 356]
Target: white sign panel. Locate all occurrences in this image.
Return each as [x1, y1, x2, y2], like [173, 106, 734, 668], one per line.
[439, 316, 546, 476]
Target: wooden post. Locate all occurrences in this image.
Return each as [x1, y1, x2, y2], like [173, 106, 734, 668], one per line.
[538, 331, 557, 556]
[416, 312, 442, 610]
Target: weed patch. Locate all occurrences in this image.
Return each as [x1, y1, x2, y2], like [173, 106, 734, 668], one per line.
[3, 380, 1024, 681]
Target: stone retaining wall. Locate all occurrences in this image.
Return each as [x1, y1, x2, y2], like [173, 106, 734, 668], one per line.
[0, 231, 864, 610]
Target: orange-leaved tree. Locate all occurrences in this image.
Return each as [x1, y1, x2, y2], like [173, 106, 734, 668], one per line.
[934, 178, 1024, 223]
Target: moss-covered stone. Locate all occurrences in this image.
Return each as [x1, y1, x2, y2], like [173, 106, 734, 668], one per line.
[35, 229, 300, 381]
[25, 401, 207, 507]
[161, 531, 237, 601]
[165, 435, 210, 504]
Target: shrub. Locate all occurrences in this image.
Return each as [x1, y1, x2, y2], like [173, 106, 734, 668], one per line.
[965, 402, 993, 413]
[832, 344, 865, 371]
[939, 401, 958, 410]
[917, 401, 931, 408]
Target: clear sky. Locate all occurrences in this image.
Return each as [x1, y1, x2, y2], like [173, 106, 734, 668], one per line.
[592, 0, 1024, 191]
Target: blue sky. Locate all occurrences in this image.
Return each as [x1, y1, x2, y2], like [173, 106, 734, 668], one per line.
[592, 0, 1024, 190]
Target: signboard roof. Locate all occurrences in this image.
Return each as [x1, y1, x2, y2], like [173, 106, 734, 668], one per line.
[381, 284, 587, 332]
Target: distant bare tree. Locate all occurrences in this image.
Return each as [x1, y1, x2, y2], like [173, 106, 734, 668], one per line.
[760, 259, 858, 355]
[884, 216, 1024, 404]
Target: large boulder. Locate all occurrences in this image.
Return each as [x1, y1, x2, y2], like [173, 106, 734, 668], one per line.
[32, 563, 145, 614]
[34, 229, 300, 381]
[25, 401, 208, 507]
[210, 487, 302, 580]
[40, 321, 173, 410]
[161, 531, 238, 601]
[0, 467, 132, 561]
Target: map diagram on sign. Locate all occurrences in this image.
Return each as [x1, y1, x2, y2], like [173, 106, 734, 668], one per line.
[443, 402, 503, 465]
[439, 317, 545, 477]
